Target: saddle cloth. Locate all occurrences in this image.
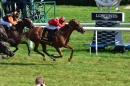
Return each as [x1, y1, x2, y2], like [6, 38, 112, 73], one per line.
[41, 28, 57, 42]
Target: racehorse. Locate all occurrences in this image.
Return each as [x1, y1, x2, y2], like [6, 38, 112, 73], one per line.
[25, 19, 85, 62]
[0, 41, 14, 58]
[5, 18, 35, 56]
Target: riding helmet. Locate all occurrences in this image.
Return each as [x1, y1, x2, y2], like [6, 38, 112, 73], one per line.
[59, 17, 66, 22]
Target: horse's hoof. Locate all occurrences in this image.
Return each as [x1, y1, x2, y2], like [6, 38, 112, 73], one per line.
[28, 54, 30, 56]
[50, 54, 54, 56]
[1, 56, 6, 59]
[68, 58, 71, 62]
[43, 58, 46, 61]
[53, 59, 56, 61]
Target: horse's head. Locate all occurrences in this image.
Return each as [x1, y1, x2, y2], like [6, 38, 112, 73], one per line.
[0, 41, 14, 57]
[0, 27, 8, 41]
[22, 18, 35, 30]
[68, 19, 85, 34]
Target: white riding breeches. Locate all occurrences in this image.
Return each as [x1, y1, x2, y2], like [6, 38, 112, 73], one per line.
[45, 23, 58, 30]
[0, 19, 12, 27]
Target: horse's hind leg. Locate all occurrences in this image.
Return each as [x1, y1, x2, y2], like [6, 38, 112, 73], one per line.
[33, 42, 46, 61]
[41, 43, 56, 61]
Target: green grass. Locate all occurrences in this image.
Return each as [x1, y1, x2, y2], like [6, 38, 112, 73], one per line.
[46, 5, 130, 23]
[1, 5, 130, 86]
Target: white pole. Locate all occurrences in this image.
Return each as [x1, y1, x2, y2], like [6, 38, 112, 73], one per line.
[95, 30, 98, 55]
[30, 41, 33, 48]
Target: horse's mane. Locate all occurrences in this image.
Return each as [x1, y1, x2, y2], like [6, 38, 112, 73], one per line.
[59, 24, 68, 32]
[68, 19, 80, 25]
[58, 19, 78, 32]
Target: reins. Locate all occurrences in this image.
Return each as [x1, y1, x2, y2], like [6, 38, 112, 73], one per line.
[68, 24, 74, 30]
[56, 24, 73, 35]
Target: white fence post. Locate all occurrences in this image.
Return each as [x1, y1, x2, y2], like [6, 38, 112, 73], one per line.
[30, 41, 33, 48]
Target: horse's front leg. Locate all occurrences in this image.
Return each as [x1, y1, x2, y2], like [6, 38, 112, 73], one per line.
[13, 46, 18, 53]
[19, 40, 30, 56]
[33, 42, 46, 61]
[54, 47, 63, 58]
[7, 38, 19, 53]
[64, 44, 74, 62]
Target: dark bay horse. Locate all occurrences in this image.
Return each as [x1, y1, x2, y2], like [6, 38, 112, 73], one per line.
[5, 18, 35, 56]
[26, 19, 85, 62]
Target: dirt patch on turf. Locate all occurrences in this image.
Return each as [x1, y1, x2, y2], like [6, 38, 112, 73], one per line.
[124, 5, 130, 9]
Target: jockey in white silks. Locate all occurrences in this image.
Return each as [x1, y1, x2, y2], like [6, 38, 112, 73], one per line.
[0, 11, 20, 28]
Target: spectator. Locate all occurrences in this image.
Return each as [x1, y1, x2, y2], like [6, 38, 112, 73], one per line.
[9, 0, 19, 13]
[35, 76, 46, 86]
[26, 0, 34, 17]
[17, 0, 27, 18]
[1, 0, 11, 15]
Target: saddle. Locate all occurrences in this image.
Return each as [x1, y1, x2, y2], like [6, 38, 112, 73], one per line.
[41, 27, 58, 42]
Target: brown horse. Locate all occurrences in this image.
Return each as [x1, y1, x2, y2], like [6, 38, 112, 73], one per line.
[5, 18, 35, 56]
[26, 19, 85, 62]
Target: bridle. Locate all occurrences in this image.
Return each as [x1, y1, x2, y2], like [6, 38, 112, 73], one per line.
[22, 18, 34, 30]
[68, 21, 82, 32]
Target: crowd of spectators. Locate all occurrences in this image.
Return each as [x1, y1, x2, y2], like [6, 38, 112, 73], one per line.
[1, 0, 43, 18]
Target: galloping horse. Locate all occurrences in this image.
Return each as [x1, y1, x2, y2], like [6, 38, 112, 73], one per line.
[5, 18, 35, 55]
[26, 19, 85, 62]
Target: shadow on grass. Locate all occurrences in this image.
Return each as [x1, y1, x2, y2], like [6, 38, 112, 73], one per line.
[0, 62, 54, 66]
[85, 48, 130, 59]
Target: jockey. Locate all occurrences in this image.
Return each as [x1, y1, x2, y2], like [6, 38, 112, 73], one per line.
[0, 11, 20, 28]
[45, 16, 66, 30]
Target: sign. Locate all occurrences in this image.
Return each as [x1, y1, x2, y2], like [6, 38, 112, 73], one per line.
[91, 12, 124, 21]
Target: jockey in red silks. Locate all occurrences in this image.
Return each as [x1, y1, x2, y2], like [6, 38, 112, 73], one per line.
[45, 17, 66, 30]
